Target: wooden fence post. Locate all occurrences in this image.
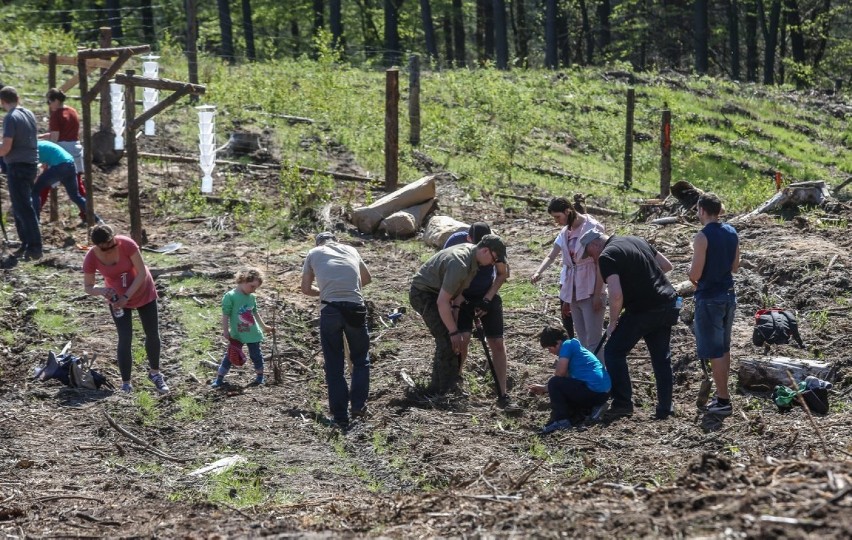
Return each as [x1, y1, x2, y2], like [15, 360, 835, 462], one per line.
[186, 0, 200, 102]
[385, 68, 399, 191]
[124, 71, 143, 244]
[623, 87, 635, 190]
[77, 56, 96, 228]
[408, 55, 420, 147]
[99, 27, 112, 131]
[660, 106, 671, 198]
[47, 52, 59, 222]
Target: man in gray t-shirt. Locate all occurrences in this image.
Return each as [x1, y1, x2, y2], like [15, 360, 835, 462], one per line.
[0, 86, 42, 259]
[301, 232, 372, 427]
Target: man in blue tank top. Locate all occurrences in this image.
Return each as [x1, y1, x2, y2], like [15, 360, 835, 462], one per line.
[688, 193, 740, 417]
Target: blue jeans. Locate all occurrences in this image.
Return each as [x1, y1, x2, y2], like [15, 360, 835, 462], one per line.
[604, 302, 679, 416]
[32, 162, 89, 219]
[694, 291, 736, 359]
[320, 303, 370, 423]
[6, 162, 41, 250]
[217, 341, 264, 375]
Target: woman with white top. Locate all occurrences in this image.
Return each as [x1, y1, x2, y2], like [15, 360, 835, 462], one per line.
[532, 197, 606, 355]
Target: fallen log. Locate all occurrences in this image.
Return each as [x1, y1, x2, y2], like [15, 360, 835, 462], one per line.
[351, 174, 438, 233]
[737, 356, 836, 392]
[423, 215, 469, 248]
[732, 181, 831, 223]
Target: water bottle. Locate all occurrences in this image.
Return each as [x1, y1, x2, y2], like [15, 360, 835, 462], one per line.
[675, 296, 683, 309]
[110, 294, 125, 318]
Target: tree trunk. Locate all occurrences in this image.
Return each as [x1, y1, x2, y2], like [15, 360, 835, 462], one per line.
[291, 19, 301, 56]
[452, 0, 466, 67]
[545, 0, 558, 68]
[442, 12, 454, 65]
[242, 0, 257, 61]
[694, 0, 709, 74]
[513, 0, 530, 67]
[106, 0, 123, 39]
[779, 10, 786, 83]
[493, 0, 508, 69]
[141, 0, 155, 45]
[217, 0, 235, 63]
[330, 0, 344, 50]
[314, 0, 324, 34]
[745, 0, 758, 81]
[763, 0, 781, 84]
[484, 0, 495, 62]
[420, 0, 439, 61]
[578, 0, 593, 64]
[355, 0, 382, 58]
[384, 0, 401, 66]
[784, 0, 807, 87]
[557, 1, 571, 67]
[597, 0, 611, 54]
[811, 0, 832, 70]
[727, 0, 740, 80]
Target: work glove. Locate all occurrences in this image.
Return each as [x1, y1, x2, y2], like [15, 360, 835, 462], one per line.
[475, 298, 492, 316]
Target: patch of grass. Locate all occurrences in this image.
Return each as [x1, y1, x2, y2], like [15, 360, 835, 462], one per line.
[500, 280, 540, 310]
[134, 391, 160, 426]
[206, 462, 267, 508]
[33, 309, 76, 336]
[371, 430, 389, 455]
[174, 395, 208, 421]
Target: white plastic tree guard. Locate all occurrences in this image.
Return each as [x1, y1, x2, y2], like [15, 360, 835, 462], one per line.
[141, 55, 160, 136]
[197, 105, 216, 193]
[110, 82, 125, 150]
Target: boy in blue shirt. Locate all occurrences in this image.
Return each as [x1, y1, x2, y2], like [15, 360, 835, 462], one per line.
[529, 326, 611, 433]
[32, 140, 99, 224]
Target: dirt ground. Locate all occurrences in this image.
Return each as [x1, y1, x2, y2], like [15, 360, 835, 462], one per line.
[1, 130, 851, 538]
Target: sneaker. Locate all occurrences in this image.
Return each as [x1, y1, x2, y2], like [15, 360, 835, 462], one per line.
[11, 245, 27, 257]
[351, 406, 369, 419]
[587, 402, 609, 423]
[654, 405, 676, 420]
[539, 418, 572, 435]
[497, 395, 523, 415]
[148, 372, 170, 394]
[705, 397, 733, 416]
[603, 405, 634, 421]
[249, 375, 266, 386]
[210, 377, 224, 389]
[23, 249, 43, 261]
[120, 382, 133, 393]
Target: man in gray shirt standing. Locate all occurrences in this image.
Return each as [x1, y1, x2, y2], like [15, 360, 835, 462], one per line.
[301, 232, 372, 427]
[0, 86, 42, 260]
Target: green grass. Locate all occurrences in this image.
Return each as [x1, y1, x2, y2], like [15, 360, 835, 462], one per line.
[174, 395, 208, 421]
[206, 462, 268, 508]
[134, 391, 160, 426]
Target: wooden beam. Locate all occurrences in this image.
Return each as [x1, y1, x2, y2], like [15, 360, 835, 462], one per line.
[84, 49, 133, 104]
[77, 44, 151, 59]
[114, 74, 206, 95]
[39, 55, 113, 69]
[130, 87, 191, 131]
[59, 75, 80, 93]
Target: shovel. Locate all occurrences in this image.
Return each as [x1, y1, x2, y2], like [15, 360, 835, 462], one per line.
[473, 317, 502, 398]
[696, 359, 713, 409]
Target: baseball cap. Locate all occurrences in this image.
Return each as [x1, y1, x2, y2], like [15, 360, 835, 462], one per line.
[315, 231, 336, 245]
[468, 222, 492, 243]
[579, 229, 603, 258]
[477, 234, 507, 263]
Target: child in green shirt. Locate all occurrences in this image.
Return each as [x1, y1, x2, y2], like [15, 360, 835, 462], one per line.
[211, 268, 274, 387]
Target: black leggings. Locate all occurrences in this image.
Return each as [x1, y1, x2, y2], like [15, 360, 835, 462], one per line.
[112, 299, 161, 382]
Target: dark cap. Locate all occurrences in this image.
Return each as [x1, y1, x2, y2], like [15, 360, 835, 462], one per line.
[468, 222, 492, 243]
[477, 234, 507, 263]
[579, 229, 603, 258]
[315, 231, 336, 245]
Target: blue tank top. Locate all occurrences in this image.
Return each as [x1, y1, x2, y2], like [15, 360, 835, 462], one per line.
[695, 222, 738, 300]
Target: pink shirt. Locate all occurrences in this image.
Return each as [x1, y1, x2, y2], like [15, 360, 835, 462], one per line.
[83, 235, 158, 309]
[559, 215, 604, 303]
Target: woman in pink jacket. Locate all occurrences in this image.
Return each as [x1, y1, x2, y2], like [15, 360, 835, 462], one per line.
[533, 197, 606, 355]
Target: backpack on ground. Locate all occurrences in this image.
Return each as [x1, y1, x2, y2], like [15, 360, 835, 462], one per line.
[752, 308, 805, 348]
[34, 348, 114, 391]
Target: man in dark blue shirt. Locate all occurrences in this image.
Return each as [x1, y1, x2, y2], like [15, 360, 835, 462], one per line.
[443, 223, 518, 411]
[688, 193, 740, 417]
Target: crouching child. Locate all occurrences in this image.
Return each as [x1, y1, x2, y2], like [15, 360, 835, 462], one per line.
[529, 326, 611, 434]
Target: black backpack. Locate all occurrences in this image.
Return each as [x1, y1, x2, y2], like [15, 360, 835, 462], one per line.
[35, 350, 114, 391]
[752, 308, 805, 348]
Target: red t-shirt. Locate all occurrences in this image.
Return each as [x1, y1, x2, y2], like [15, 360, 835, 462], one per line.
[83, 236, 158, 309]
[49, 106, 80, 142]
